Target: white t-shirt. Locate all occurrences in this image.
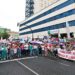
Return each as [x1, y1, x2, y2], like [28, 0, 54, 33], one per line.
[14, 48, 17, 54]
[33, 45, 38, 49]
[25, 44, 28, 50]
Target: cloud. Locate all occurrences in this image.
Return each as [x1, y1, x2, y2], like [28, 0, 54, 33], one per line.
[0, 0, 25, 31]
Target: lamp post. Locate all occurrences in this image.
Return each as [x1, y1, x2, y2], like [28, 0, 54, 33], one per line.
[66, 21, 70, 39]
[28, 27, 34, 40]
[25, 24, 34, 41]
[17, 23, 34, 41]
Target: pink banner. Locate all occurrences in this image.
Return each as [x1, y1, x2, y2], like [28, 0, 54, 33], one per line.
[58, 50, 75, 61]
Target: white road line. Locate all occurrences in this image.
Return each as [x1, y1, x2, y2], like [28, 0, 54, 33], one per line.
[49, 58, 70, 67]
[59, 62, 70, 66]
[17, 61, 39, 75]
[0, 56, 38, 64]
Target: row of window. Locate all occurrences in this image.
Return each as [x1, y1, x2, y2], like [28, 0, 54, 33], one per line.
[20, 20, 75, 35]
[25, 0, 34, 18]
[20, 0, 74, 26]
[20, 9, 75, 31]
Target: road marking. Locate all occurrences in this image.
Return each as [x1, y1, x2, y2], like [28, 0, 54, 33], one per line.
[59, 62, 70, 66]
[48, 58, 70, 67]
[0, 56, 38, 64]
[17, 61, 39, 75]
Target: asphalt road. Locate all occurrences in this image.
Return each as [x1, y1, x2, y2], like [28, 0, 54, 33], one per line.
[0, 56, 75, 75]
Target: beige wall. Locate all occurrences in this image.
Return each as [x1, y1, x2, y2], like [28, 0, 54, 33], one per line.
[34, 0, 59, 14]
[19, 0, 75, 39]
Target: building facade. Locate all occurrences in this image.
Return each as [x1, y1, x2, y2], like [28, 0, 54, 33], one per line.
[20, 0, 75, 39]
[32, 0, 59, 15]
[25, 0, 58, 18]
[25, 0, 34, 18]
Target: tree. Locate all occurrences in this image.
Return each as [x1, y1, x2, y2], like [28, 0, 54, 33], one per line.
[0, 29, 10, 39]
[0, 33, 2, 39]
[2, 32, 10, 39]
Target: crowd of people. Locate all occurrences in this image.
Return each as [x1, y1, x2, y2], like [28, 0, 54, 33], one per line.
[0, 37, 75, 61]
[0, 42, 43, 60]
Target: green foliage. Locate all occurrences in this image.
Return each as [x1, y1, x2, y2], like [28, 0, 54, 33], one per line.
[0, 29, 10, 39]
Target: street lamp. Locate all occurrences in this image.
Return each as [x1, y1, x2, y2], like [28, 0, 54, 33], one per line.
[66, 21, 70, 39]
[28, 27, 34, 40]
[17, 23, 34, 40]
[24, 24, 34, 41]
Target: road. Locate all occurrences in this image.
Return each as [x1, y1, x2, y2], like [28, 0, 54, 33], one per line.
[0, 56, 75, 75]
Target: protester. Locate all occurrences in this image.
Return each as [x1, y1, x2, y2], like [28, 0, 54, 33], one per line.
[7, 45, 11, 59]
[17, 46, 21, 57]
[28, 43, 33, 56]
[38, 44, 42, 56]
[10, 46, 14, 59]
[33, 44, 39, 56]
[53, 45, 58, 56]
[13, 44, 18, 58]
[1, 46, 7, 60]
[20, 43, 25, 56]
[24, 43, 29, 56]
[44, 43, 48, 56]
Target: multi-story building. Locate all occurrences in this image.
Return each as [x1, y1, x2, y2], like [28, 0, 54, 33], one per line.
[19, 0, 75, 39]
[34, 0, 59, 14]
[25, 0, 34, 19]
[25, 0, 58, 18]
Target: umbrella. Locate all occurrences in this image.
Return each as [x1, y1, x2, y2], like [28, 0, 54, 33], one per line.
[36, 41, 44, 44]
[30, 41, 44, 45]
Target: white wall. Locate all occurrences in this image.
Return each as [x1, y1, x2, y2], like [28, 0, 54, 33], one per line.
[19, 0, 75, 38]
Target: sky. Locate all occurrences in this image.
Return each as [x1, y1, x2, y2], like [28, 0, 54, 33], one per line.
[0, 0, 25, 32]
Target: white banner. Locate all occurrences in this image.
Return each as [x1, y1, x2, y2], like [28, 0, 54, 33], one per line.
[58, 50, 75, 61]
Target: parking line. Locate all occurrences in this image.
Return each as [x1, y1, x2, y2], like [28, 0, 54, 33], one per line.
[0, 56, 38, 64]
[59, 62, 70, 67]
[17, 61, 39, 75]
[48, 57, 70, 67]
